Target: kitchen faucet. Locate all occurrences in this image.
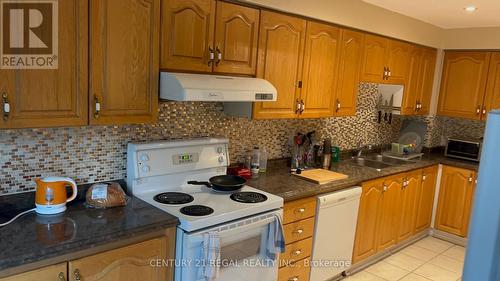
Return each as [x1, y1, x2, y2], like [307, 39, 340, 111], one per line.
[356, 142, 373, 158]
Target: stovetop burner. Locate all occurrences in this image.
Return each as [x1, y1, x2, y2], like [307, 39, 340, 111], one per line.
[230, 192, 268, 203]
[154, 192, 194, 205]
[180, 205, 214, 216]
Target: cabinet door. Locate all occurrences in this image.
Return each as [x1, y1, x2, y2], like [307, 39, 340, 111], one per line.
[90, 0, 159, 125]
[0, 263, 67, 281]
[483, 52, 500, 119]
[160, 0, 215, 72]
[69, 238, 168, 281]
[253, 11, 306, 119]
[0, 0, 88, 128]
[417, 48, 437, 115]
[335, 29, 364, 116]
[437, 52, 491, 119]
[397, 170, 421, 241]
[360, 34, 388, 83]
[299, 21, 341, 118]
[386, 40, 412, 84]
[377, 176, 402, 251]
[213, 2, 259, 75]
[352, 179, 384, 263]
[414, 165, 438, 233]
[435, 165, 475, 237]
[401, 47, 423, 115]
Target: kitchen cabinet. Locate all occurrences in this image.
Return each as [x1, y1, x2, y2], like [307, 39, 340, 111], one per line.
[401, 47, 437, 115]
[0, 0, 88, 129]
[90, 0, 160, 125]
[299, 21, 342, 118]
[0, 263, 67, 281]
[69, 237, 169, 281]
[484, 52, 500, 117]
[161, 0, 259, 75]
[414, 165, 438, 233]
[437, 51, 491, 120]
[253, 11, 306, 119]
[160, 0, 215, 72]
[360, 34, 412, 84]
[377, 175, 402, 251]
[334, 29, 364, 116]
[397, 169, 421, 241]
[435, 165, 476, 237]
[352, 178, 384, 263]
[279, 196, 316, 281]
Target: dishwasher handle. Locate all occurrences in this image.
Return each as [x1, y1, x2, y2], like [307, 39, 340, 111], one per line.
[317, 186, 362, 207]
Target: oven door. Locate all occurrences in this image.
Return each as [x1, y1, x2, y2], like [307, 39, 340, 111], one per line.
[175, 209, 283, 281]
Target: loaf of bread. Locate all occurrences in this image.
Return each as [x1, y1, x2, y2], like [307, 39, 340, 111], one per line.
[86, 182, 127, 208]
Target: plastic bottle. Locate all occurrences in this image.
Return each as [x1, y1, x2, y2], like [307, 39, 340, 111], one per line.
[251, 146, 260, 178]
[259, 147, 268, 173]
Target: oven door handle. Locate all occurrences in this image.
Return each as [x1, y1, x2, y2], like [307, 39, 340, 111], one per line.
[191, 212, 281, 237]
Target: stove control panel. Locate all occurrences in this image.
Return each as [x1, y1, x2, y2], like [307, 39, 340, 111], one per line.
[172, 153, 200, 165]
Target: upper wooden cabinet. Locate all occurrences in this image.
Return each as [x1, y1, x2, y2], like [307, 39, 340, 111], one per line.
[437, 51, 491, 120]
[360, 34, 411, 84]
[161, 0, 259, 75]
[0, 0, 88, 129]
[252, 11, 306, 119]
[299, 21, 341, 118]
[335, 29, 364, 116]
[435, 165, 476, 237]
[90, 0, 160, 125]
[484, 52, 500, 118]
[414, 165, 438, 233]
[160, 0, 215, 72]
[402, 46, 437, 115]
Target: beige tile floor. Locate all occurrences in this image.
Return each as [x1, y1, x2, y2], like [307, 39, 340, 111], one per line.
[344, 237, 465, 281]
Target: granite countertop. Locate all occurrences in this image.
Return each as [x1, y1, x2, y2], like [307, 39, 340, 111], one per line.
[0, 182, 178, 276]
[247, 154, 479, 202]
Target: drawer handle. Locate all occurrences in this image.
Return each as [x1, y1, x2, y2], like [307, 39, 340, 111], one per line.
[295, 208, 305, 214]
[292, 249, 302, 256]
[58, 272, 66, 281]
[2, 92, 9, 121]
[288, 277, 299, 281]
[293, 229, 304, 235]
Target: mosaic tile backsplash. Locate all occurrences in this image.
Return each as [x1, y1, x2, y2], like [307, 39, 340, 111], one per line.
[0, 83, 485, 194]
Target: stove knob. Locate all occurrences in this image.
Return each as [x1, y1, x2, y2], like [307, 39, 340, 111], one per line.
[216, 147, 224, 154]
[142, 165, 151, 173]
[140, 154, 150, 162]
[218, 156, 225, 163]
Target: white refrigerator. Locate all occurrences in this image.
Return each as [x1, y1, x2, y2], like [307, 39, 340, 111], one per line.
[463, 110, 500, 281]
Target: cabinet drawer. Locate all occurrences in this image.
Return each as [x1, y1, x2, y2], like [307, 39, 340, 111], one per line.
[283, 217, 315, 244]
[284, 197, 317, 224]
[278, 258, 311, 281]
[280, 237, 313, 266]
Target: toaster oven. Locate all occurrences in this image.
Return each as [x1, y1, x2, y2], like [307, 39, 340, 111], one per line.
[445, 138, 482, 162]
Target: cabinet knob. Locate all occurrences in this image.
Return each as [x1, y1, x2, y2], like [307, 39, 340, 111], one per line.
[2, 92, 10, 121]
[336, 99, 341, 112]
[215, 46, 222, 66]
[208, 46, 214, 66]
[292, 249, 302, 256]
[288, 277, 299, 281]
[295, 208, 305, 213]
[482, 108, 487, 115]
[295, 99, 301, 114]
[293, 229, 304, 235]
[74, 269, 81, 281]
[468, 176, 473, 182]
[476, 106, 481, 115]
[383, 185, 388, 192]
[422, 174, 427, 181]
[58, 272, 66, 281]
[387, 68, 391, 77]
[383, 67, 388, 80]
[94, 96, 101, 119]
[300, 100, 305, 114]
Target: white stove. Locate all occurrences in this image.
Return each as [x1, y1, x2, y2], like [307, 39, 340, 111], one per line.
[126, 138, 283, 232]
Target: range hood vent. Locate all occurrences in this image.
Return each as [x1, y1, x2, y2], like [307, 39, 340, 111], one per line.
[160, 72, 277, 102]
[378, 84, 404, 115]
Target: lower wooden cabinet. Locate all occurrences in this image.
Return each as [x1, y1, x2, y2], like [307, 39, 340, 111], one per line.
[414, 165, 438, 233]
[279, 196, 316, 281]
[69, 237, 169, 281]
[1, 232, 175, 281]
[435, 165, 476, 237]
[353, 167, 437, 264]
[0, 263, 67, 281]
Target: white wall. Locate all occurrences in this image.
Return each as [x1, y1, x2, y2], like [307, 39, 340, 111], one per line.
[443, 27, 500, 49]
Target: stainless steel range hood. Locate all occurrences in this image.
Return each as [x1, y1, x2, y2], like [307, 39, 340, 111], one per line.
[160, 72, 277, 102]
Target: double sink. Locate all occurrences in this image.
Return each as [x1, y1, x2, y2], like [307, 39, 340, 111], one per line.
[346, 154, 416, 171]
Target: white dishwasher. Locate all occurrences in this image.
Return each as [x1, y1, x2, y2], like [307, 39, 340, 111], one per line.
[310, 187, 362, 281]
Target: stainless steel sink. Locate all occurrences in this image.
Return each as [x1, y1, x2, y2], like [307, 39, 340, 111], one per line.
[346, 155, 415, 171]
